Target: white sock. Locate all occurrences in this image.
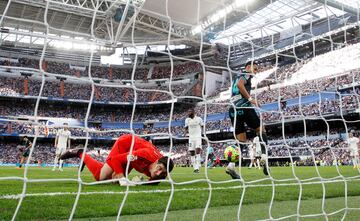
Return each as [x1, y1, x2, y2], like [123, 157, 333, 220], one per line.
[53, 156, 59, 168]
[227, 162, 235, 170]
[249, 161, 253, 168]
[59, 160, 63, 169]
[191, 155, 197, 170]
[256, 159, 260, 169]
[195, 154, 201, 170]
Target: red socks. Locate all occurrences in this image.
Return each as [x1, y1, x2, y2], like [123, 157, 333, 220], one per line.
[79, 153, 103, 181]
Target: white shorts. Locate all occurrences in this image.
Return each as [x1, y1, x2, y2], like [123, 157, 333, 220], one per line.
[249, 151, 255, 159]
[255, 151, 262, 158]
[350, 151, 359, 158]
[56, 147, 66, 156]
[188, 138, 202, 151]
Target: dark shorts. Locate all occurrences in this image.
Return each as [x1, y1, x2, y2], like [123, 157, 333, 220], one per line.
[229, 106, 260, 135]
[22, 149, 30, 157]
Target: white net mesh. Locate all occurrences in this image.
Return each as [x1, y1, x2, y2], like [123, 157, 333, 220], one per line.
[0, 0, 360, 220]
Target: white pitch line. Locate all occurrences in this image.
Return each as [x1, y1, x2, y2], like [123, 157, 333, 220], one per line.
[2, 177, 359, 200]
[0, 186, 241, 200]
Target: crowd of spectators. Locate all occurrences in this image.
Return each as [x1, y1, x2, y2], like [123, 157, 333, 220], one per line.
[0, 57, 201, 80]
[256, 69, 360, 104]
[0, 76, 194, 102]
[209, 40, 360, 103]
[151, 62, 202, 79]
[1, 59, 359, 109]
[0, 102, 191, 123]
[260, 94, 359, 123]
[211, 68, 358, 104]
[267, 138, 353, 166]
[2, 87, 358, 140]
[256, 60, 308, 88]
[0, 86, 358, 133]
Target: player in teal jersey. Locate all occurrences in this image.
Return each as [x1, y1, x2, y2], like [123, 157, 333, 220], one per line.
[227, 61, 270, 178]
[207, 146, 216, 168]
[17, 136, 32, 169]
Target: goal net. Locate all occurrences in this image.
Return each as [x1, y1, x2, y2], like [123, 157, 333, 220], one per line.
[0, 0, 360, 220]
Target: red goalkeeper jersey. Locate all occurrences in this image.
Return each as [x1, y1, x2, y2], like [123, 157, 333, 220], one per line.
[106, 134, 163, 177]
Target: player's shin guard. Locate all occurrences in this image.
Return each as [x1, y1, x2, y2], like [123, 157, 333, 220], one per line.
[79, 153, 103, 181]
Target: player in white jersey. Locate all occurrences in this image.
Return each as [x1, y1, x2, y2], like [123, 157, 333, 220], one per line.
[248, 143, 260, 169]
[253, 136, 262, 169]
[185, 109, 204, 173]
[248, 141, 256, 168]
[347, 131, 359, 169]
[248, 139, 260, 169]
[53, 123, 71, 171]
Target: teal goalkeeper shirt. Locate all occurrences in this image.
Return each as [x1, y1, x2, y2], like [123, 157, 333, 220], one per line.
[231, 71, 252, 107]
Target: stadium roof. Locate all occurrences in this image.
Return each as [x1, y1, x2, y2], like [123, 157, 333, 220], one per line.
[142, 0, 222, 26]
[0, 0, 358, 49]
[212, 0, 360, 44]
[0, 0, 231, 46]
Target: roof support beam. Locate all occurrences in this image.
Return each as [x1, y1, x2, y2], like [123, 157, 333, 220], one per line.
[75, 17, 86, 32]
[313, 0, 359, 16]
[311, 12, 320, 19]
[12, 0, 110, 19]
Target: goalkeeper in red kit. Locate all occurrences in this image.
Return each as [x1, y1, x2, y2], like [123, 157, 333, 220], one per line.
[60, 134, 174, 185]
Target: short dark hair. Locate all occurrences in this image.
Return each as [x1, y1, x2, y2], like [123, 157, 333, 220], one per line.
[245, 60, 258, 68]
[158, 156, 174, 173]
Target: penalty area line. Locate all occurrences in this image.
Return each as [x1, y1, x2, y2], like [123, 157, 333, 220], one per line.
[1, 186, 242, 199]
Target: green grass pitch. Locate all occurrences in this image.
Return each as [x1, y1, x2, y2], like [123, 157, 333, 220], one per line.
[0, 166, 360, 221]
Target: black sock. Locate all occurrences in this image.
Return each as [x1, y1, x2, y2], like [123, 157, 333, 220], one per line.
[19, 164, 22, 168]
